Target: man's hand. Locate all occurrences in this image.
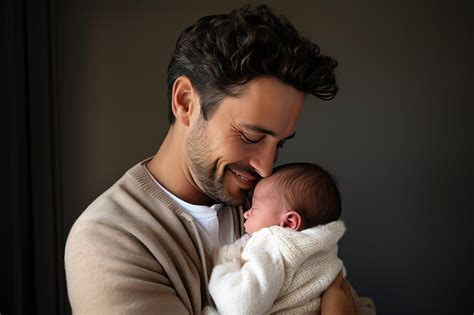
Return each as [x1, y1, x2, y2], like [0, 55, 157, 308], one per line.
[321, 272, 357, 315]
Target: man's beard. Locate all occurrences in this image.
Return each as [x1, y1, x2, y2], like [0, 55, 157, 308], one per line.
[186, 118, 245, 206]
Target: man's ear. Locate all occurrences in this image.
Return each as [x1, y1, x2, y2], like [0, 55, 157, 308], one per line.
[171, 76, 198, 126]
[280, 210, 302, 231]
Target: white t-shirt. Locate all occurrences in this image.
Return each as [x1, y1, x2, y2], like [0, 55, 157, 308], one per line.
[144, 165, 236, 253]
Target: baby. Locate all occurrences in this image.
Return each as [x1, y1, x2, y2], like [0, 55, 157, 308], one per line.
[206, 162, 346, 315]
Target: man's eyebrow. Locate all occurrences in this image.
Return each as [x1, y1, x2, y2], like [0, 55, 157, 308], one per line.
[241, 123, 296, 140]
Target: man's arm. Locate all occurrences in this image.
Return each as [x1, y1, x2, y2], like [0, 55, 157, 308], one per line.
[65, 220, 190, 314]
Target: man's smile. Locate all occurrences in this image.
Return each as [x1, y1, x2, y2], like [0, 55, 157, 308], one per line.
[228, 167, 258, 189]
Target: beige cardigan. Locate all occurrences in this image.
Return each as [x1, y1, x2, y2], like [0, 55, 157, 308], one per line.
[65, 160, 244, 314]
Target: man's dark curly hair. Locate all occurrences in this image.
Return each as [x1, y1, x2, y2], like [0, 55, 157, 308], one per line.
[166, 4, 338, 124]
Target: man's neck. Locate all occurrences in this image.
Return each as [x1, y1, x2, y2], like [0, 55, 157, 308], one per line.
[147, 127, 214, 206]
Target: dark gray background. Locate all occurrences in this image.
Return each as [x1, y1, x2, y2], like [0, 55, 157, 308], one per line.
[4, 0, 472, 314]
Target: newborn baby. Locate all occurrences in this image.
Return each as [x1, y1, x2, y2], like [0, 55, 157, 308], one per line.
[206, 162, 346, 315]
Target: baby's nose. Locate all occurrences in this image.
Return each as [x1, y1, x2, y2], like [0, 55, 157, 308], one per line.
[243, 210, 251, 219]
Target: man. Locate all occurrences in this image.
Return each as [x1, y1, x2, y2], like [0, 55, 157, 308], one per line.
[65, 5, 372, 314]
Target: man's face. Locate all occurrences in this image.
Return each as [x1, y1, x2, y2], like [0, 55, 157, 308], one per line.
[186, 76, 304, 206]
[243, 177, 285, 235]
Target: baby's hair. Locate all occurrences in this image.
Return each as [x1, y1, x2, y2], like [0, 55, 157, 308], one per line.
[271, 162, 341, 229]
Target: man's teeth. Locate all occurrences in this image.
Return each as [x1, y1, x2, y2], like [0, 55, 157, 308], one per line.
[232, 170, 250, 181]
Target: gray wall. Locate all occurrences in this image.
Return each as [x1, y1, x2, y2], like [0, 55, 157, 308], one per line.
[56, 1, 473, 314]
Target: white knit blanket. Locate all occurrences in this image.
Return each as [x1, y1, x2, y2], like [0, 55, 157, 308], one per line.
[206, 220, 346, 315]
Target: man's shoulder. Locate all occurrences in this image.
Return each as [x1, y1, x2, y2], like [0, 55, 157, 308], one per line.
[64, 159, 202, 314]
[79, 159, 180, 219]
[74, 162, 148, 221]
[67, 159, 189, 246]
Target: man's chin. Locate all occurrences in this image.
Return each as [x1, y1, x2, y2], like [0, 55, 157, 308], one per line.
[221, 196, 245, 207]
[220, 189, 249, 206]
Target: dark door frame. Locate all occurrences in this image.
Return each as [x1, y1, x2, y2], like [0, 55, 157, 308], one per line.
[2, 0, 67, 313]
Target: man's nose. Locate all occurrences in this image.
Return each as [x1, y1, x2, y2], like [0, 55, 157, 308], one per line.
[249, 143, 277, 178]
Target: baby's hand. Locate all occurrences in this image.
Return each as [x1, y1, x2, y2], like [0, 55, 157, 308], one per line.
[202, 305, 219, 315]
[211, 235, 249, 265]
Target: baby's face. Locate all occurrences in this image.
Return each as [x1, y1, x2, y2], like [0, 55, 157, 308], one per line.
[243, 177, 286, 235]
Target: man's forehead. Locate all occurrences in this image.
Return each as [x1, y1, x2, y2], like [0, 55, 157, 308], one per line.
[208, 76, 305, 137]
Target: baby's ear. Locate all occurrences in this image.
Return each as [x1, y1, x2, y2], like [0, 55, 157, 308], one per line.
[280, 210, 302, 231]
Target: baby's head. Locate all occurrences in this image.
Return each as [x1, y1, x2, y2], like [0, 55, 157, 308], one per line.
[243, 163, 341, 235]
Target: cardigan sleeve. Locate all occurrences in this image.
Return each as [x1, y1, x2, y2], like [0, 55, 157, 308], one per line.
[65, 220, 190, 315]
[208, 229, 284, 315]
